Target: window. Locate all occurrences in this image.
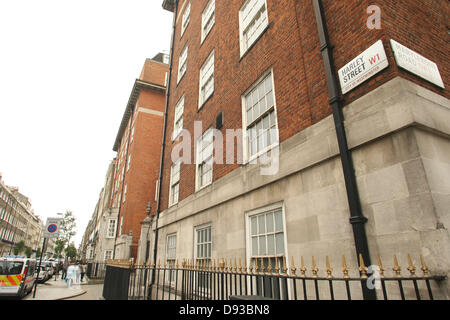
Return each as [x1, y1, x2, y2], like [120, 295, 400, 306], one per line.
[181, 2, 191, 37]
[201, 0, 215, 43]
[173, 96, 185, 140]
[195, 129, 214, 190]
[178, 45, 188, 83]
[247, 203, 287, 299]
[199, 51, 214, 107]
[166, 234, 177, 284]
[239, 0, 269, 56]
[123, 184, 127, 203]
[104, 250, 113, 261]
[195, 225, 212, 291]
[242, 70, 278, 162]
[127, 154, 131, 172]
[107, 219, 116, 238]
[169, 159, 181, 206]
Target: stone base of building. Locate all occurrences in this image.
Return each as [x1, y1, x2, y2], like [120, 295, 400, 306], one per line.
[145, 77, 450, 299]
[114, 233, 133, 260]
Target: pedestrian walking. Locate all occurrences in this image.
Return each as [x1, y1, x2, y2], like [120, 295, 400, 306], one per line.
[80, 263, 86, 283]
[61, 262, 67, 280]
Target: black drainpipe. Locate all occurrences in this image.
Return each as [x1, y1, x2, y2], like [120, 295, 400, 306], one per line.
[312, 0, 376, 300]
[149, 0, 178, 297]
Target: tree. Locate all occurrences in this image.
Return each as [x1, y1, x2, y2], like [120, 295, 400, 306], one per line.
[54, 239, 65, 258]
[35, 248, 41, 258]
[13, 240, 26, 255]
[25, 246, 33, 258]
[59, 210, 77, 248]
[65, 243, 77, 261]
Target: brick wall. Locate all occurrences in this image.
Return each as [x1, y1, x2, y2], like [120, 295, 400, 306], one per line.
[112, 60, 168, 259]
[159, 0, 449, 212]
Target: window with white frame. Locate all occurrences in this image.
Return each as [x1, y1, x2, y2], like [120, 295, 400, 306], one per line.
[195, 225, 212, 291]
[242, 70, 278, 162]
[123, 184, 127, 203]
[166, 234, 177, 284]
[169, 159, 181, 206]
[199, 51, 214, 107]
[239, 0, 269, 56]
[127, 154, 131, 171]
[173, 95, 185, 140]
[178, 45, 188, 83]
[181, 2, 191, 37]
[104, 250, 113, 261]
[201, 0, 215, 43]
[196, 129, 213, 190]
[247, 203, 287, 299]
[107, 219, 116, 238]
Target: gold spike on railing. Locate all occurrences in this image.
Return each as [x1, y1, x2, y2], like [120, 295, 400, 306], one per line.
[230, 258, 233, 273]
[420, 254, 430, 277]
[342, 255, 350, 279]
[359, 254, 368, 279]
[219, 259, 225, 272]
[259, 258, 265, 275]
[267, 258, 273, 275]
[274, 257, 280, 274]
[157, 259, 161, 269]
[407, 254, 416, 277]
[300, 256, 307, 277]
[243, 259, 248, 275]
[238, 258, 242, 273]
[291, 257, 297, 276]
[326, 256, 333, 279]
[311, 256, 318, 278]
[234, 258, 237, 273]
[282, 256, 288, 276]
[376, 254, 385, 278]
[393, 254, 401, 277]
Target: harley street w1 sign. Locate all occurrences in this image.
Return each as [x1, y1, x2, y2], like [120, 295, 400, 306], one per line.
[338, 40, 389, 94]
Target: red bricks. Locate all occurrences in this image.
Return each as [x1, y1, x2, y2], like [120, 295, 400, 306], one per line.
[159, 0, 449, 212]
[111, 59, 168, 258]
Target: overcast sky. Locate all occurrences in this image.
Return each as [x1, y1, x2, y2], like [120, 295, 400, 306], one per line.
[0, 1, 173, 247]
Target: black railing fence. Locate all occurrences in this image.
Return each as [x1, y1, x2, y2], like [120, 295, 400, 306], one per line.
[102, 254, 447, 301]
[87, 261, 107, 279]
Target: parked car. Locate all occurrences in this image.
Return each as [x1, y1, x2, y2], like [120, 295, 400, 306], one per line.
[35, 261, 50, 283]
[0, 256, 37, 298]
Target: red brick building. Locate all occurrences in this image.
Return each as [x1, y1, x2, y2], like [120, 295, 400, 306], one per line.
[112, 54, 169, 259]
[141, 0, 449, 298]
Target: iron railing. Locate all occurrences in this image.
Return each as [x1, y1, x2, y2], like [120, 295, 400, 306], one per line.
[103, 254, 447, 301]
[87, 261, 107, 280]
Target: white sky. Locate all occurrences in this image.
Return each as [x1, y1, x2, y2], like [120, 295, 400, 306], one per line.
[0, 1, 173, 247]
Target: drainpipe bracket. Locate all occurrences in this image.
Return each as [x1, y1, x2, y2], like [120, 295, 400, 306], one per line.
[349, 216, 368, 225]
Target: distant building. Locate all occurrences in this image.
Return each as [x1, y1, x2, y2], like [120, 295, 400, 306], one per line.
[111, 54, 169, 260]
[0, 173, 43, 257]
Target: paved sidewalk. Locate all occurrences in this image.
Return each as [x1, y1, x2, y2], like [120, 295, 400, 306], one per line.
[24, 277, 87, 300]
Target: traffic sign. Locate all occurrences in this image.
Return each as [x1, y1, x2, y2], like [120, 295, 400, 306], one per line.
[43, 218, 62, 238]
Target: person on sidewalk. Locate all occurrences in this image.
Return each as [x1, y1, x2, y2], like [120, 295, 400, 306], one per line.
[61, 262, 67, 280]
[80, 263, 86, 283]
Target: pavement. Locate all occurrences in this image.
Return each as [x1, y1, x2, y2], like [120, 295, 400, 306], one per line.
[23, 275, 104, 300]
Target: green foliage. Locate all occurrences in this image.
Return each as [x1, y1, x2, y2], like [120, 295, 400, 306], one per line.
[25, 246, 33, 258]
[65, 243, 77, 260]
[13, 240, 26, 255]
[58, 210, 77, 248]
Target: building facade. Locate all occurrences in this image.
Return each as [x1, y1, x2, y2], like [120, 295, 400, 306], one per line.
[140, 0, 450, 298]
[109, 54, 169, 260]
[0, 174, 43, 257]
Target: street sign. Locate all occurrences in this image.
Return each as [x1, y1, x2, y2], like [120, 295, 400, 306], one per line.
[390, 39, 445, 89]
[338, 40, 389, 94]
[43, 218, 62, 238]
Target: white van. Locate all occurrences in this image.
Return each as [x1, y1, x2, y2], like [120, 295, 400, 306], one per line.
[0, 256, 37, 298]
